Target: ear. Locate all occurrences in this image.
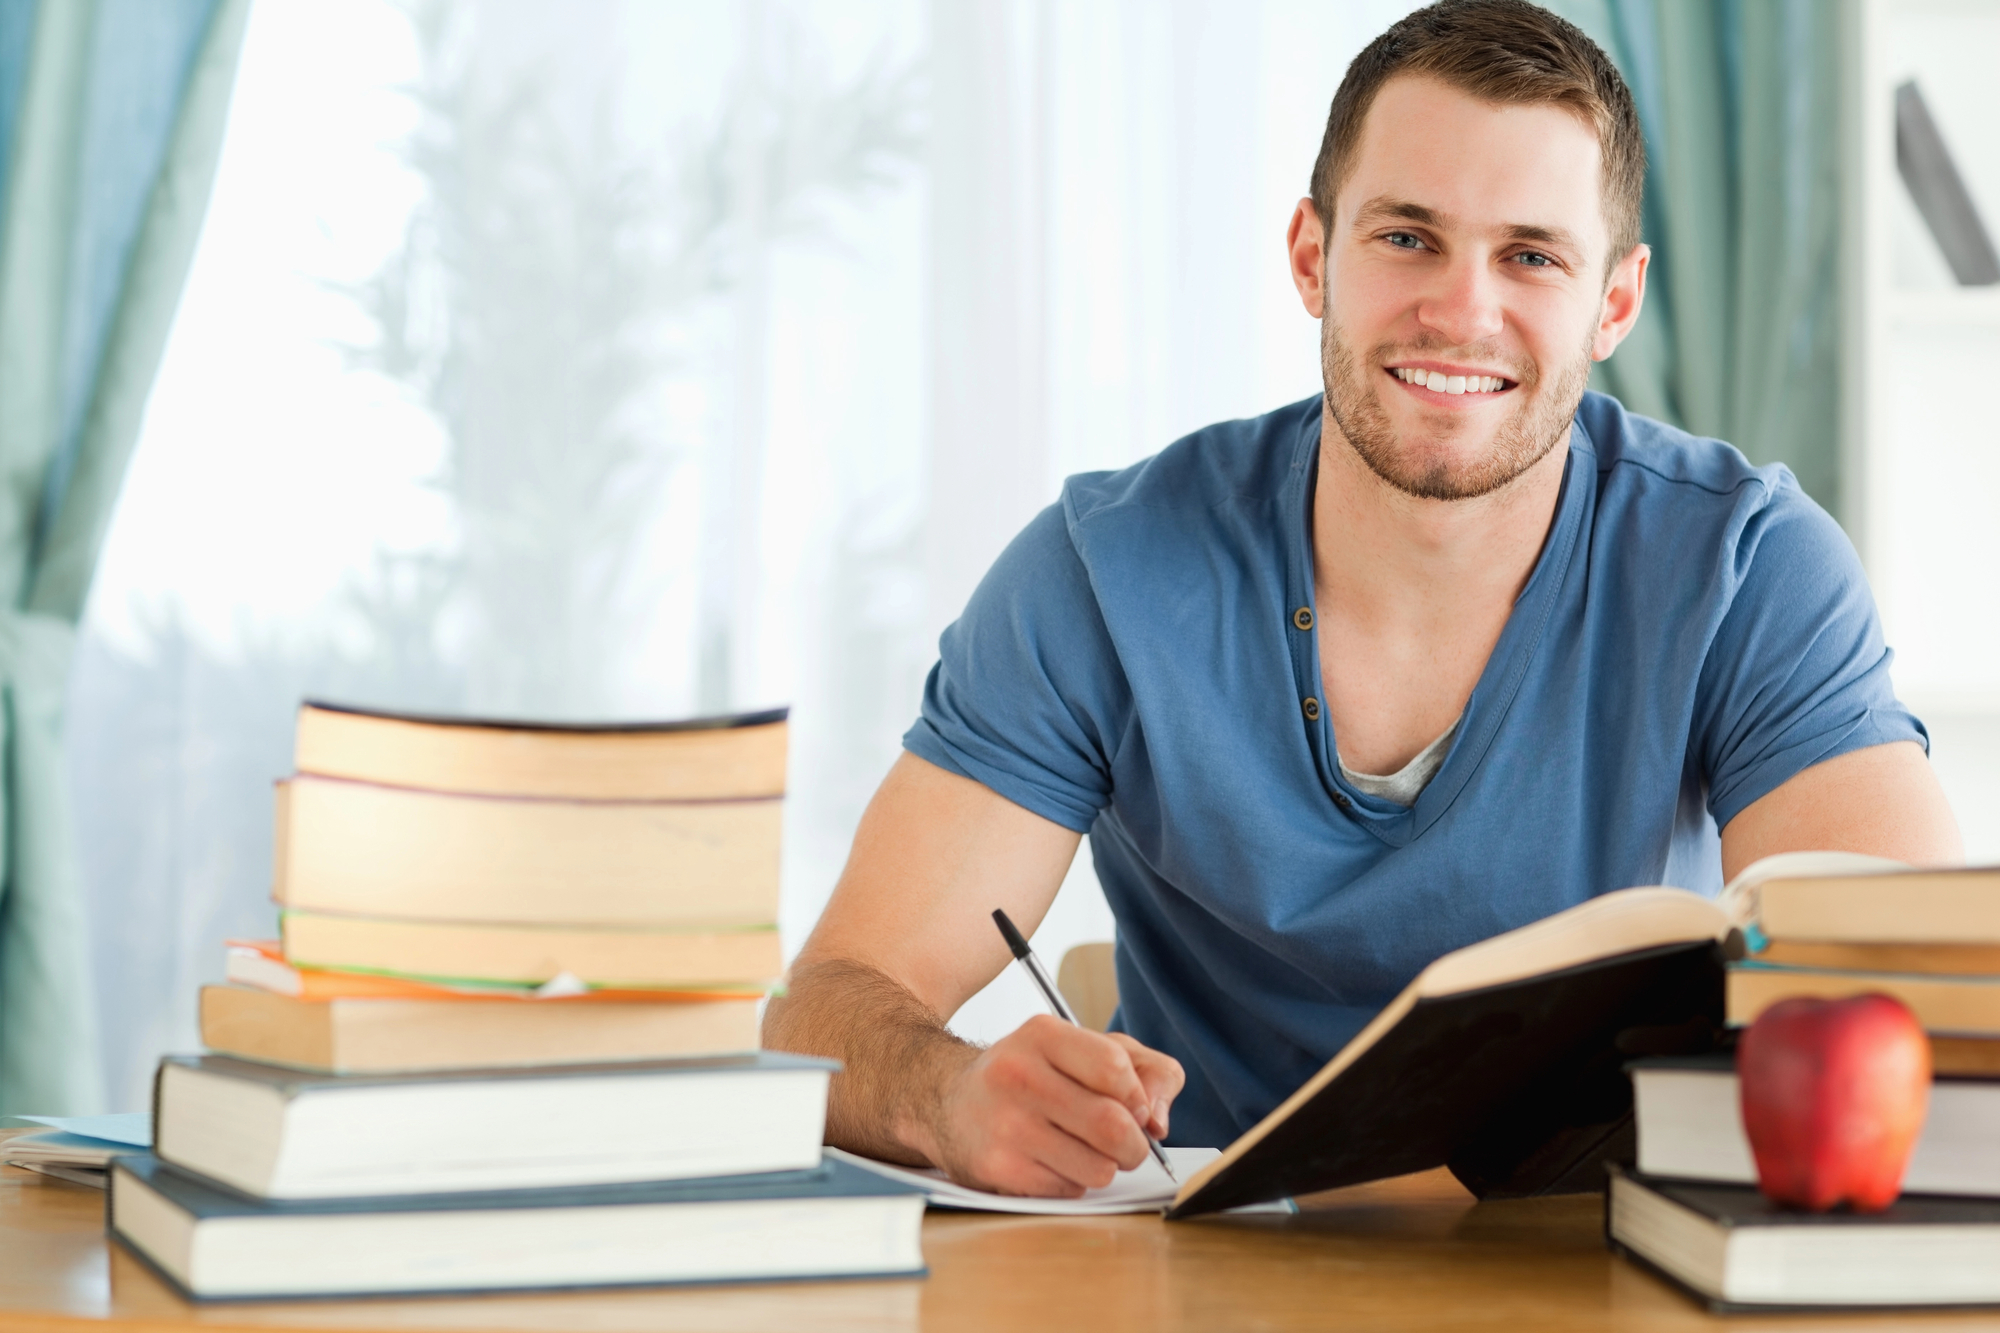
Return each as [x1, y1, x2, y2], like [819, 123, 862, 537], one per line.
[1591, 243, 1649, 361]
[1287, 198, 1327, 320]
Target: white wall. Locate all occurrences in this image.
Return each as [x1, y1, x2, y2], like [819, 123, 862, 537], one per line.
[1854, 0, 2000, 866]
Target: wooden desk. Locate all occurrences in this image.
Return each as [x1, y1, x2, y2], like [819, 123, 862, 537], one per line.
[4, 1156, 1997, 1333]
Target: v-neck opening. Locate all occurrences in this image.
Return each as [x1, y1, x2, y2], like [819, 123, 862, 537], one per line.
[1284, 405, 1595, 847]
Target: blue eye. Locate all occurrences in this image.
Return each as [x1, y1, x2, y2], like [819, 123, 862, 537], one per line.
[1385, 232, 1425, 250]
[1514, 251, 1554, 267]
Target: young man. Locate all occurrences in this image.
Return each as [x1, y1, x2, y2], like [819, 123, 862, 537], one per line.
[765, 0, 1962, 1198]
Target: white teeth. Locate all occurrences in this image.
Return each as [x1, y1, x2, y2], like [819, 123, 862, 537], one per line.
[1394, 369, 1508, 392]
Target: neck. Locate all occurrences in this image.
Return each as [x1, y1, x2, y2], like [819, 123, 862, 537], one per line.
[1311, 404, 1571, 635]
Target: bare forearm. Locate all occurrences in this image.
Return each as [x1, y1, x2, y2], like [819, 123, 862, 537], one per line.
[760, 756, 1178, 1194]
[762, 956, 977, 1167]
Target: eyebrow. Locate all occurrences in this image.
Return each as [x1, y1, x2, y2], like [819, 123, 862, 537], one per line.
[1350, 195, 1586, 255]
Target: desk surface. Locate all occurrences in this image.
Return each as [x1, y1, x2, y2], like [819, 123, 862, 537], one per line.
[4, 1155, 1998, 1333]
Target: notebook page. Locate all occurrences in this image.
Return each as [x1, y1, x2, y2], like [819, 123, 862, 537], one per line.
[826, 1146, 1289, 1215]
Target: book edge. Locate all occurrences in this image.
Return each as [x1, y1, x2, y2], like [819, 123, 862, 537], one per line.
[161, 1049, 838, 1090]
[301, 700, 791, 736]
[280, 772, 787, 809]
[1607, 1168, 2000, 1312]
[118, 1154, 921, 1212]
[109, 1221, 926, 1304]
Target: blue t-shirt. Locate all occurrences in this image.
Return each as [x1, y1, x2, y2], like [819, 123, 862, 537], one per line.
[903, 392, 1924, 1147]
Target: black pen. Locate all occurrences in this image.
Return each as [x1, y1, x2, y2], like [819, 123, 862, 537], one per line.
[990, 908, 1176, 1182]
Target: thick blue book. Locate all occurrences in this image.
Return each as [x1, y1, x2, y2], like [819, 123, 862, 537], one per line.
[110, 1154, 926, 1301]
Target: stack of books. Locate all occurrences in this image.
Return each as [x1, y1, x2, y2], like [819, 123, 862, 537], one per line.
[1724, 865, 2000, 1074]
[1609, 863, 2000, 1311]
[110, 702, 926, 1300]
[205, 701, 794, 1071]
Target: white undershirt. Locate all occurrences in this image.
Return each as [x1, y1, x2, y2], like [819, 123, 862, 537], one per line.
[1336, 716, 1462, 809]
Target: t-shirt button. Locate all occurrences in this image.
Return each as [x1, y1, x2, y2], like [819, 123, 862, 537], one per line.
[1293, 606, 1314, 631]
[1302, 697, 1321, 721]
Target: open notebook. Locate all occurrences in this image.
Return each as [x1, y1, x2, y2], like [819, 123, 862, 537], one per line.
[826, 1146, 1292, 1215]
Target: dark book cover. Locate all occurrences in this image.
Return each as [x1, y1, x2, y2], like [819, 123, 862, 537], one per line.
[113, 1152, 917, 1218]
[1606, 1166, 2000, 1313]
[303, 699, 789, 734]
[1619, 1169, 2000, 1230]
[1166, 940, 1725, 1218]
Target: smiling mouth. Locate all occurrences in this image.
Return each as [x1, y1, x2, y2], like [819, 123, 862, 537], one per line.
[1387, 367, 1515, 397]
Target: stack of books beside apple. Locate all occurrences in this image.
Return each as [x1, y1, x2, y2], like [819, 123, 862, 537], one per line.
[107, 702, 926, 1301]
[1611, 862, 2000, 1311]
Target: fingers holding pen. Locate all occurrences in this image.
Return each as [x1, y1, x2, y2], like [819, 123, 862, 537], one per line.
[932, 1016, 1186, 1195]
[1035, 1017, 1163, 1142]
[1108, 1032, 1185, 1140]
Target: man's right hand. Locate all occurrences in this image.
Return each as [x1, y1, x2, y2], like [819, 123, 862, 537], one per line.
[925, 1014, 1185, 1197]
[764, 754, 1186, 1197]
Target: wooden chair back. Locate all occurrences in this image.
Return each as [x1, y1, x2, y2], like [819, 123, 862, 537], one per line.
[1056, 941, 1119, 1032]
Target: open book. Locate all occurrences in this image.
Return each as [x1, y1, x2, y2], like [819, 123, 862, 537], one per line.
[1164, 853, 1905, 1219]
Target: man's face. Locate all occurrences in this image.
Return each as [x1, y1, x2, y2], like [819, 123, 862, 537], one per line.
[1312, 76, 1630, 502]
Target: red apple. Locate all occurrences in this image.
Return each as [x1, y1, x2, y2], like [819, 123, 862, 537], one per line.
[1737, 993, 1931, 1212]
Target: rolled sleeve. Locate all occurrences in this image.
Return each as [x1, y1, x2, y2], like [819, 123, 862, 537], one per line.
[1694, 476, 1927, 829]
[902, 500, 1132, 833]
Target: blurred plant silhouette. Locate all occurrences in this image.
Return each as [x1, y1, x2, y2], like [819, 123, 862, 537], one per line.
[70, 0, 922, 1108]
[340, 0, 922, 717]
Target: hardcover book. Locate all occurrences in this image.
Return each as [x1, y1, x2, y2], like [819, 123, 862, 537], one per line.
[1607, 1165, 2000, 1310]
[293, 701, 790, 800]
[110, 1154, 925, 1301]
[1166, 887, 1732, 1217]
[1742, 865, 2000, 944]
[153, 1051, 834, 1198]
[272, 774, 781, 928]
[1728, 963, 2000, 1036]
[1629, 1053, 2000, 1198]
[275, 910, 783, 989]
[199, 983, 764, 1074]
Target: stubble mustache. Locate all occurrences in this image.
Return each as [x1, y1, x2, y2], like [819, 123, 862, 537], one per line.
[1321, 321, 1591, 503]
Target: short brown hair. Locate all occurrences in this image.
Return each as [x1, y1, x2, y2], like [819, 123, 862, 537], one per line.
[1310, 0, 1645, 266]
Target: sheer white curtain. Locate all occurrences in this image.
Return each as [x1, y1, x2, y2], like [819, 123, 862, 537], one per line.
[70, 0, 1414, 1106]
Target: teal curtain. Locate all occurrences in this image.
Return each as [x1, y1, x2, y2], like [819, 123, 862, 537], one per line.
[0, 0, 249, 1116]
[1551, 0, 1845, 513]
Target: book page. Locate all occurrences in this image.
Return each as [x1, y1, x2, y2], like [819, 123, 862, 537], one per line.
[14, 1114, 152, 1146]
[1715, 850, 1911, 927]
[826, 1146, 1289, 1215]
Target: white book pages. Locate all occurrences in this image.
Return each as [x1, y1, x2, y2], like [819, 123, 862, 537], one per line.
[825, 1146, 1293, 1215]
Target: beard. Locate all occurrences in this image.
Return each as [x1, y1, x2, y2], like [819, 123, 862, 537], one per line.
[1321, 318, 1593, 502]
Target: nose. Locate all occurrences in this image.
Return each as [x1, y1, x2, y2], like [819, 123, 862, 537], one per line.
[1415, 254, 1506, 348]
